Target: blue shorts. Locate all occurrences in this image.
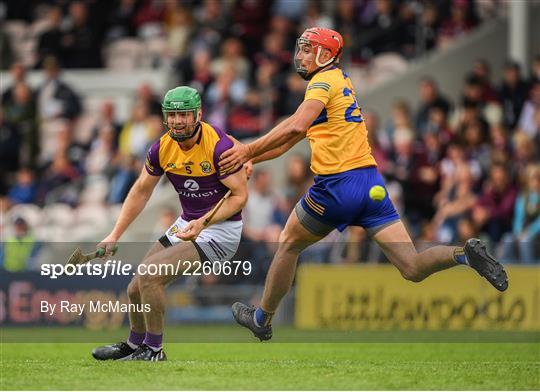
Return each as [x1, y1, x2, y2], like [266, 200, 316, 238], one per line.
[299, 166, 400, 235]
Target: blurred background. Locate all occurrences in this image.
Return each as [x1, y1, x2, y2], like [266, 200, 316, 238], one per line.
[0, 0, 539, 334]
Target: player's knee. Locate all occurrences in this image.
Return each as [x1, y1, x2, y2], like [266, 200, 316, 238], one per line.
[127, 278, 140, 300]
[278, 230, 308, 253]
[399, 265, 425, 283]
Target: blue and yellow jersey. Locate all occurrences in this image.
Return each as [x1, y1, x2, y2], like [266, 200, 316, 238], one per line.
[145, 122, 242, 221]
[304, 66, 377, 175]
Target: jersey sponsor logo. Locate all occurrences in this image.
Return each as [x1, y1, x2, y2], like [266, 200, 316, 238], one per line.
[184, 179, 200, 191]
[178, 189, 220, 198]
[200, 161, 212, 173]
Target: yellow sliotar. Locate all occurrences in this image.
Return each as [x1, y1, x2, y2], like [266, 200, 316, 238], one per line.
[369, 185, 386, 202]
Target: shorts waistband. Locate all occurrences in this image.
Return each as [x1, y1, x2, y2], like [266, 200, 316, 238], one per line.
[315, 165, 377, 179]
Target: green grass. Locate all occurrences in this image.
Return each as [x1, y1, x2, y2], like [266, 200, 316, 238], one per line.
[1, 327, 539, 390]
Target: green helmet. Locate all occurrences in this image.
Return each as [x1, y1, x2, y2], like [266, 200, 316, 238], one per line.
[162, 86, 202, 142]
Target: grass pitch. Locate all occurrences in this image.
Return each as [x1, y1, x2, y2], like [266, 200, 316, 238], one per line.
[1, 326, 539, 390]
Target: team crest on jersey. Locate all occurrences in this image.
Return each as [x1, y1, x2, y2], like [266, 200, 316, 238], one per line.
[167, 162, 176, 169]
[200, 161, 212, 173]
[168, 225, 178, 235]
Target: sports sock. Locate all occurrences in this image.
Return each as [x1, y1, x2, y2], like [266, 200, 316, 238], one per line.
[254, 307, 273, 327]
[127, 330, 145, 349]
[144, 332, 163, 351]
[453, 247, 469, 265]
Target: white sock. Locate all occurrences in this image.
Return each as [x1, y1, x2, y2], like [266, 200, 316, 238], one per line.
[148, 344, 162, 352]
[126, 340, 139, 350]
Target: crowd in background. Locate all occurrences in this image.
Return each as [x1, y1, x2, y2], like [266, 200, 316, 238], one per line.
[1, 0, 539, 273]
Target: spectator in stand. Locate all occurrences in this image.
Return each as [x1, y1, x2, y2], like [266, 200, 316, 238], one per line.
[206, 64, 248, 130]
[437, 0, 476, 48]
[254, 31, 291, 78]
[356, 0, 402, 59]
[419, 3, 440, 52]
[531, 54, 540, 85]
[242, 169, 283, 242]
[166, 7, 195, 63]
[499, 60, 530, 130]
[512, 131, 538, 181]
[132, 0, 165, 37]
[301, 0, 334, 31]
[0, 217, 40, 272]
[7, 167, 37, 205]
[90, 100, 122, 150]
[281, 153, 313, 217]
[36, 5, 64, 68]
[107, 154, 140, 204]
[432, 162, 477, 243]
[471, 59, 499, 103]
[489, 123, 512, 160]
[384, 100, 415, 141]
[105, 0, 139, 41]
[415, 77, 451, 135]
[231, 0, 271, 57]
[191, 0, 229, 55]
[501, 163, 540, 264]
[472, 163, 518, 243]
[61, 1, 103, 68]
[228, 89, 264, 140]
[85, 124, 116, 177]
[517, 80, 540, 139]
[184, 48, 214, 96]
[38, 151, 82, 205]
[502, 163, 540, 264]
[422, 103, 455, 146]
[2, 82, 39, 168]
[118, 99, 154, 159]
[137, 83, 162, 116]
[37, 56, 82, 121]
[0, 108, 21, 187]
[396, 0, 418, 59]
[439, 142, 482, 191]
[459, 120, 491, 174]
[277, 73, 306, 117]
[210, 37, 250, 81]
[1, 62, 29, 106]
[364, 110, 389, 171]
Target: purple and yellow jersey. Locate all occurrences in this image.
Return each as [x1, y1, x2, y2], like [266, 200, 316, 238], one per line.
[145, 122, 242, 221]
[304, 66, 377, 175]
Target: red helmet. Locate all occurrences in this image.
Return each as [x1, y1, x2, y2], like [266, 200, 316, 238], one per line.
[295, 27, 344, 80]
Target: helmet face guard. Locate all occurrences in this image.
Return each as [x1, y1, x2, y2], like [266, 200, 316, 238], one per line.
[294, 28, 344, 80]
[161, 86, 202, 142]
[163, 109, 201, 142]
[294, 37, 313, 80]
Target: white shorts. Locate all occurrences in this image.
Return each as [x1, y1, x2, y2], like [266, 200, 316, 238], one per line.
[161, 216, 243, 262]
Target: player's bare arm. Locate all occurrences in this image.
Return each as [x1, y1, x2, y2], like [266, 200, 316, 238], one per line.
[176, 168, 248, 241]
[219, 99, 324, 171]
[252, 131, 306, 164]
[97, 168, 160, 256]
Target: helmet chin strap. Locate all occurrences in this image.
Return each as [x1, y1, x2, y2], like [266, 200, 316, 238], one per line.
[167, 111, 201, 142]
[170, 122, 201, 142]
